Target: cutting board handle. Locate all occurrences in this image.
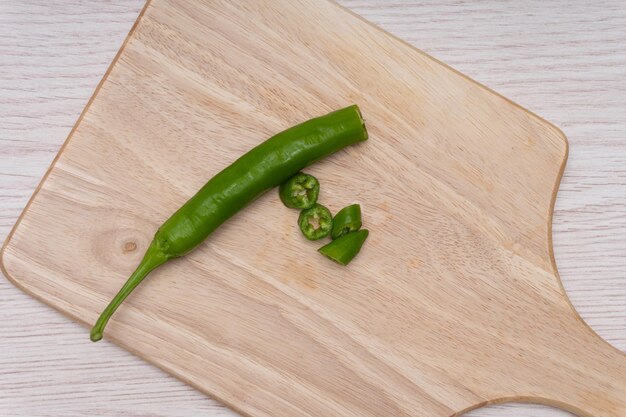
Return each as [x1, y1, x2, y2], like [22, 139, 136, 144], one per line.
[530, 304, 626, 417]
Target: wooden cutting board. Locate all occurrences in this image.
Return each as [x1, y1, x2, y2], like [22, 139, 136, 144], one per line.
[2, 0, 625, 416]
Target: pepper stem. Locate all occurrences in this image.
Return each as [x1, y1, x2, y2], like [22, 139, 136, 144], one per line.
[90, 240, 168, 342]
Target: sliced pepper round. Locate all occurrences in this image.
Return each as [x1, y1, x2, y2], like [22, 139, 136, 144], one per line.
[331, 204, 362, 239]
[279, 172, 320, 209]
[319, 229, 369, 265]
[298, 203, 333, 240]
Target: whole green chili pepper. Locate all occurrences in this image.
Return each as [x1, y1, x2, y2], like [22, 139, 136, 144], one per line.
[90, 105, 367, 342]
[279, 172, 319, 209]
[331, 204, 362, 239]
[298, 203, 333, 240]
[319, 229, 369, 265]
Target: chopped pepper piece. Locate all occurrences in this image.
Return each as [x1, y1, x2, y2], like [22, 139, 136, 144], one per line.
[298, 203, 333, 240]
[279, 172, 320, 209]
[331, 204, 362, 239]
[319, 229, 369, 265]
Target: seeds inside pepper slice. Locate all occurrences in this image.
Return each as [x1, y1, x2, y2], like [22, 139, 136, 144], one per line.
[279, 172, 320, 209]
[298, 203, 333, 240]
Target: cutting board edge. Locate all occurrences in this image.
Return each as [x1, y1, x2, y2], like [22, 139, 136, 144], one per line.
[0, 0, 155, 297]
[333, 0, 570, 152]
[0, 0, 241, 409]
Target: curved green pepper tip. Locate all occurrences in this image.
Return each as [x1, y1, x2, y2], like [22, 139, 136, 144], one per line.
[319, 229, 369, 265]
[298, 203, 333, 240]
[89, 241, 168, 342]
[90, 329, 103, 342]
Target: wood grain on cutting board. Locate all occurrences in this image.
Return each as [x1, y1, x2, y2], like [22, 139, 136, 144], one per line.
[2, 1, 624, 417]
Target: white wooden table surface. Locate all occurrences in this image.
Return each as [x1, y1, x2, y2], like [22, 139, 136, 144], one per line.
[1, 1, 624, 416]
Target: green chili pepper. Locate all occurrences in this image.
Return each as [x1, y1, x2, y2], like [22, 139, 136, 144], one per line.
[279, 172, 320, 209]
[331, 204, 362, 239]
[319, 229, 369, 265]
[90, 105, 367, 342]
[298, 203, 333, 240]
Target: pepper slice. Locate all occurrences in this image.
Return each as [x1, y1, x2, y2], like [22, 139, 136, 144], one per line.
[279, 172, 320, 209]
[331, 204, 362, 239]
[319, 229, 369, 265]
[298, 203, 333, 240]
